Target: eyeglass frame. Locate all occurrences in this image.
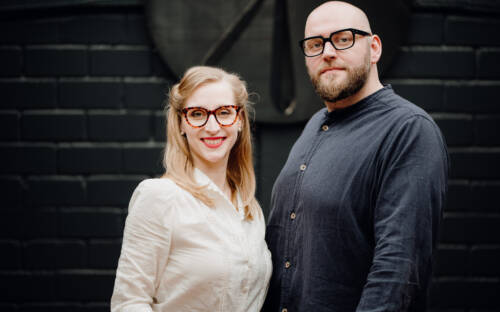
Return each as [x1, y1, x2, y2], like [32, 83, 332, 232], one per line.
[181, 105, 242, 128]
[299, 28, 372, 57]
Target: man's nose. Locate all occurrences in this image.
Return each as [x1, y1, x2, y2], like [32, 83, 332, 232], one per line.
[322, 41, 338, 58]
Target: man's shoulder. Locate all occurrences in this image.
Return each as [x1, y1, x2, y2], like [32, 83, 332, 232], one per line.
[377, 87, 432, 121]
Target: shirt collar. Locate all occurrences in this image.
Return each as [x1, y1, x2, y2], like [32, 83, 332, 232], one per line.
[193, 168, 244, 217]
[323, 84, 393, 121]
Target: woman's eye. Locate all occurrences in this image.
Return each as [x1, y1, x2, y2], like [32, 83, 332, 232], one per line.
[190, 110, 205, 118]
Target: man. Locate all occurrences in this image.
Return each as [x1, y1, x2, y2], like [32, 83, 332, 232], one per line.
[263, 1, 448, 311]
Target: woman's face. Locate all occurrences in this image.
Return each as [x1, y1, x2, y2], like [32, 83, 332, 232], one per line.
[180, 80, 241, 172]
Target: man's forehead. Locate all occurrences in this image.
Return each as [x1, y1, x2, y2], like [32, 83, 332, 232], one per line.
[305, 2, 370, 36]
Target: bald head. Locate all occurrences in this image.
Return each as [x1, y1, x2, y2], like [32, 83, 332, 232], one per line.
[305, 1, 371, 37]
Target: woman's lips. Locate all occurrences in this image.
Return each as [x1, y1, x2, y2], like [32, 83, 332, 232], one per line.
[201, 137, 225, 148]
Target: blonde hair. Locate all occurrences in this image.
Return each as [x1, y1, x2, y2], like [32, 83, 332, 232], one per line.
[163, 66, 260, 220]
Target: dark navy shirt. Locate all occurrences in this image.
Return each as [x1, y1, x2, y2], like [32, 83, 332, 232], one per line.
[263, 86, 448, 312]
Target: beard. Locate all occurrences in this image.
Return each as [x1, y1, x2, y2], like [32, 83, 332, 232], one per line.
[309, 53, 371, 104]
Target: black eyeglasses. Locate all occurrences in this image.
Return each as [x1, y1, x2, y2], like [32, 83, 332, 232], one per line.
[181, 105, 241, 128]
[299, 28, 372, 57]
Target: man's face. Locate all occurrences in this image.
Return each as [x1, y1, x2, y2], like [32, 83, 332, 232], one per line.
[304, 8, 372, 103]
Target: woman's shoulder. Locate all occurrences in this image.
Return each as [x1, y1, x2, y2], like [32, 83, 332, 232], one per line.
[136, 177, 179, 193]
[128, 177, 182, 217]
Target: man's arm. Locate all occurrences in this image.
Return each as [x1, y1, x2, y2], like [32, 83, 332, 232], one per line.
[356, 115, 449, 311]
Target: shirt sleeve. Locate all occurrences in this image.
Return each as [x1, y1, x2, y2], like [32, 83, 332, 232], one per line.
[356, 116, 449, 311]
[111, 180, 174, 312]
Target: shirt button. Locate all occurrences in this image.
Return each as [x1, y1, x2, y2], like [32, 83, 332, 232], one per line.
[290, 212, 296, 220]
[322, 124, 329, 131]
[285, 261, 291, 269]
[282, 309, 288, 312]
[300, 164, 306, 171]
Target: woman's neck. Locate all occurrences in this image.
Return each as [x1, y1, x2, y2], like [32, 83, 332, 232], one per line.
[196, 164, 231, 197]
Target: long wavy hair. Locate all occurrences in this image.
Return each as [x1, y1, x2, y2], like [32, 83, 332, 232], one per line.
[163, 66, 260, 220]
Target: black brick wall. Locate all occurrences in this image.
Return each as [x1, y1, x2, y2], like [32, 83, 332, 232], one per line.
[0, 2, 499, 311]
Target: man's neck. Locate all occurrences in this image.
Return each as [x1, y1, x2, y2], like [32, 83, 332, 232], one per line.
[325, 75, 384, 112]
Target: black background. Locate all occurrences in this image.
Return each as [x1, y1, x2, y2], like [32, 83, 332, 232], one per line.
[0, 0, 499, 310]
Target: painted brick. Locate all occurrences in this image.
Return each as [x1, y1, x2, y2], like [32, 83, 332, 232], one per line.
[0, 304, 17, 312]
[21, 112, 86, 141]
[151, 51, 175, 79]
[123, 145, 163, 174]
[81, 303, 109, 312]
[466, 280, 500, 309]
[0, 48, 22, 77]
[58, 145, 122, 174]
[470, 182, 500, 213]
[390, 83, 444, 112]
[88, 240, 122, 269]
[27, 177, 85, 206]
[87, 177, 142, 206]
[24, 47, 87, 77]
[90, 49, 151, 76]
[23, 240, 86, 269]
[386, 48, 475, 78]
[446, 16, 500, 46]
[19, 303, 82, 312]
[0, 145, 56, 174]
[406, 14, 444, 45]
[0, 212, 24, 238]
[0, 176, 24, 209]
[57, 271, 115, 301]
[441, 215, 500, 244]
[59, 15, 126, 44]
[0, 19, 58, 44]
[154, 112, 166, 141]
[446, 181, 470, 212]
[88, 112, 151, 142]
[124, 81, 165, 109]
[59, 209, 123, 238]
[23, 210, 58, 239]
[469, 246, 500, 276]
[445, 84, 500, 113]
[435, 116, 473, 146]
[430, 279, 468, 308]
[0, 241, 21, 269]
[0, 81, 57, 109]
[0, 272, 55, 301]
[125, 15, 151, 45]
[59, 81, 122, 109]
[478, 49, 500, 78]
[435, 245, 468, 276]
[0, 112, 19, 140]
[450, 151, 500, 179]
[475, 116, 500, 146]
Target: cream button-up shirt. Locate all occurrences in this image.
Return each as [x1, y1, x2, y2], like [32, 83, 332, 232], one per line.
[111, 169, 272, 312]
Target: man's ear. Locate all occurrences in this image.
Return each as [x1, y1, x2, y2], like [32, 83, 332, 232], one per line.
[370, 34, 382, 64]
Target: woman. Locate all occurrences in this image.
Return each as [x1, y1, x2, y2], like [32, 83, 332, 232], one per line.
[111, 66, 272, 311]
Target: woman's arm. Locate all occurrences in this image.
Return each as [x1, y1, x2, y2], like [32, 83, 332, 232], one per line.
[111, 180, 173, 312]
